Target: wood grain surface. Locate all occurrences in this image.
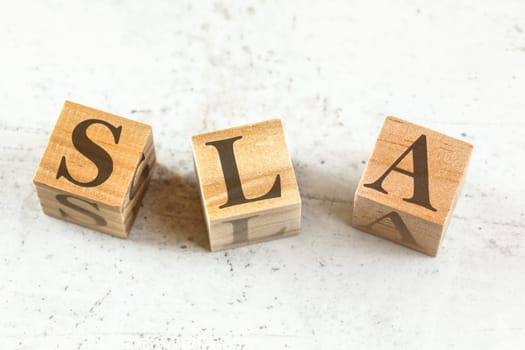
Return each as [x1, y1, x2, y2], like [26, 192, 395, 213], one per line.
[352, 116, 473, 256]
[33, 101, 155, 238]
[192, 119, 301, 251]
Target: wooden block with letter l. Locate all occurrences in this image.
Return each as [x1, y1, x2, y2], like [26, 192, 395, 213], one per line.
[352, 116, 473, 256]
[33, 101, 156, 238]
[191, 119, 301, 251]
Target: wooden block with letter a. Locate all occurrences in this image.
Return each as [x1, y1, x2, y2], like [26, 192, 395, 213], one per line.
[191, 119, 301, 251]
[33, 101, 156, 238]
[352, 116, 473, 256]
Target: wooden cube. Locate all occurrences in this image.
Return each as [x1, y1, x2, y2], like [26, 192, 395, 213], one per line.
[33, 101, 156, 238]
[352, 116, 473, 256]
[192, 119, 301, 251]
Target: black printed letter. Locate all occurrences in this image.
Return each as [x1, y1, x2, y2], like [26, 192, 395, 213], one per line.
[56, 194, 107, 227]
[364, 135, 436, 211]
[223, 215, 286, 244]
[363, 211, 418, 247]
[206, 136, 281, 209]
[128, 153, 150, 200]
[56, 119, 122, 187]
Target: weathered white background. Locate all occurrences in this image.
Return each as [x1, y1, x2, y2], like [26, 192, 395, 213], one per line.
[1, 0, 524, 349]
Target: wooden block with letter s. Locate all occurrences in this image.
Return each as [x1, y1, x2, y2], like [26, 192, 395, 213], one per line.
[191, 119, 301, 251]
[33, 101, 156, 238]
[352, 116, 473, 256]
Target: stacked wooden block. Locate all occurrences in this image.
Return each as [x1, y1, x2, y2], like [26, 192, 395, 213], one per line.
[352, 117, 473, 256]
[33, 101, 155, 238]
[191, 119, 301, 251]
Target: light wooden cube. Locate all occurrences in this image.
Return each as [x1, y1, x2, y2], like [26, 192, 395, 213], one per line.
[352, 116, 473, 256]
[33, 101, 156, 238]
[192, 119, 301, 251]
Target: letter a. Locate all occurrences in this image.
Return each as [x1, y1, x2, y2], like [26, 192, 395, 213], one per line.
[364, 134, 436, 211]
[363, 211, 418, 247]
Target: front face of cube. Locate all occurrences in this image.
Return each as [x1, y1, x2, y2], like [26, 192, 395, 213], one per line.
[352, 117, 472, 256]
[192, 119, 301, 251]
[33, 101, 155, 238]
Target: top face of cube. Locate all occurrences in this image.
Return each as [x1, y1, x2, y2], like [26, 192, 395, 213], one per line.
[191, 119, 301, 221]
[33, 101, 152, 208]
[357, 116, 473, 225]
